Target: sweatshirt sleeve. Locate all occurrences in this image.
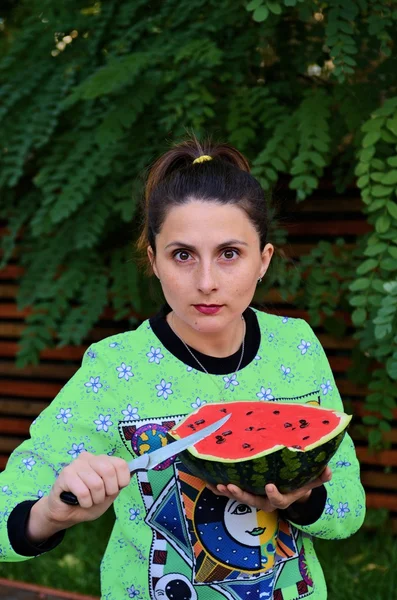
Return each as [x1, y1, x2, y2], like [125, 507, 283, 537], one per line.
[287, 320, 366, 540]
[0, 341, 128, 562]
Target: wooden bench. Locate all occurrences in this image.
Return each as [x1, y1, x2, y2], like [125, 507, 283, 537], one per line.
[1, 188, 396, 531]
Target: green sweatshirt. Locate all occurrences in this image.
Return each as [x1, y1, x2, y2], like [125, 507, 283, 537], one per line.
[0, 310, 365, 599]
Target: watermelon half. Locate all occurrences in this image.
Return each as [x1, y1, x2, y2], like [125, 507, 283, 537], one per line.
[169, 401, 351, 494]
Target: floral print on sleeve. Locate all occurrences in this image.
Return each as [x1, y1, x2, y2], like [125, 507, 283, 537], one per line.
[288, 320, 366, 540]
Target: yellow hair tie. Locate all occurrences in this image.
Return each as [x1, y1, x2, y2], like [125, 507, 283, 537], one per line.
[192, 155, 213, 165]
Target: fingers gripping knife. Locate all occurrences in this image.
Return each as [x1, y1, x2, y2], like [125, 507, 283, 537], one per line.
[60, 414, 231, 506]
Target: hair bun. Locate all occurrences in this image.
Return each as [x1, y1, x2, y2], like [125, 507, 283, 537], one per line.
[144, 136, 251, 203]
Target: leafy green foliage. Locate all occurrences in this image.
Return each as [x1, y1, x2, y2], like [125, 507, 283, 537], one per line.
[1, 0, 397, 446]
[289, 90, 331, 200]
[350, 96, 397, 442]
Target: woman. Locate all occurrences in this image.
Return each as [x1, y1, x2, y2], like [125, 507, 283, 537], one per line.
[0, 139, 365, 599]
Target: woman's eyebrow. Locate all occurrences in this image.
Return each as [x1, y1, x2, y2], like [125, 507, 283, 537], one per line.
[164, 239, 249, 250]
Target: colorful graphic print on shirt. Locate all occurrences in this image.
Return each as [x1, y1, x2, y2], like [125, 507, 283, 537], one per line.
[119, 414, 315, 600]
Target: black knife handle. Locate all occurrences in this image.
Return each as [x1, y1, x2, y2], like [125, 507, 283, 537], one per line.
[60, 491, 79, 505]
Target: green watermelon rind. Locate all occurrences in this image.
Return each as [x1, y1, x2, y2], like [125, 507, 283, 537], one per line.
[177, 428, 347, 494]
[170, 403, 351, 495]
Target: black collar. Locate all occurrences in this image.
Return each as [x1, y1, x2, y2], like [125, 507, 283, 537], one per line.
[149, 305, 260, 375]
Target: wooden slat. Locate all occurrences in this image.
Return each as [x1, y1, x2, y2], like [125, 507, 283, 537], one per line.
[317, 334, 356, 350]
[350, 426, 397, 444]
[284, 220, 372, 236]
[0, 283, 18, 298]
[0, 341, 86, 361]
[0, 312, 123, 342]
[0, 341, 22, 358]
[365, 492, 397, 511]
[0, 380, 62, 398]
[356, 448, 397, 467]
[0, 303, 29, 318]
[361, 471, 397, 491]
[261, 289, 296, 304]
[281, 242, 356, 258]
[0, 361, 77, 380]
[351, 401, 397, 420]
[0, 436, 25, 453]
[287, 196, 363, 213]
[0, 265, 23, 279]
[333, 379, 368, 397]
[327, 356, 352, 372]
[0, 398, 49, 416]
[0, 322, 24, 336]
[0, 577, 100, 600]
[0, 417, 32, 435]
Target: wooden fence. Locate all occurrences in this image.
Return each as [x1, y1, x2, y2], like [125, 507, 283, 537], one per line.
[1, 186, 396, 531]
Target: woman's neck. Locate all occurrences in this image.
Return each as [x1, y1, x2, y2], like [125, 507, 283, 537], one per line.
[166, 311, 245, 358]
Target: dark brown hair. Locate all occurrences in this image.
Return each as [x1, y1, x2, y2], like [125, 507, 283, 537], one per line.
[137, 137, 270, 263]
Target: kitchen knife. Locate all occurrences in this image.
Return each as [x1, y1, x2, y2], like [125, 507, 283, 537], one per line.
[60, 412, 231, 506]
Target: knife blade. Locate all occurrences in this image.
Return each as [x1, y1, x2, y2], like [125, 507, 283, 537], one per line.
[128, 412, 231, 473]
[60, 412, 230, 506]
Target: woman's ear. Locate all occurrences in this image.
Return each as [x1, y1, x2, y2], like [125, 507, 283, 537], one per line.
[260, 243, 274, 279]
[147, 246, 159, 278]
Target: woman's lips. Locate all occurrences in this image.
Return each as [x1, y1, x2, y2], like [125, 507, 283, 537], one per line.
[193, 305, 223, 315]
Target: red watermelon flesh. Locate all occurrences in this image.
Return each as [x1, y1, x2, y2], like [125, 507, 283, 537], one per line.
[169, 401, 351, 494]
[171, 401, 348, 461]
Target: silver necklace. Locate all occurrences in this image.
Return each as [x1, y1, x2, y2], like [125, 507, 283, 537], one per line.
[170, 312, 246, 400]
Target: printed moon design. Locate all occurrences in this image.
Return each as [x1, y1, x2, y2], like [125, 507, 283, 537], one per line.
[193, 487, 276, 571]
[131, 423, 175, 470]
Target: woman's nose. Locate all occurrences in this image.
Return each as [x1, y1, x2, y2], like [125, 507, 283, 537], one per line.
[196, 262, 218, 294]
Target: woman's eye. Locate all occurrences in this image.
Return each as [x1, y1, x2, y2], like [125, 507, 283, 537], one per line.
[174, 250, 191, 262]
[222, 249, 239, 260]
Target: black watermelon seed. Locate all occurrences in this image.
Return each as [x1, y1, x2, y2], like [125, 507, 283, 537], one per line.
[284, 422, 292, 428]
[246, 411, 253, 416]
[300, 422, 309, 429]
[187, 424, 196, 430]
[273, 410, 280, 415]
[222, 430, 232, 436]
[257, 427, 266, 431]
[242, 443, 251, 449]
[292, 445, 302, 449]
[249, 448, 255, 452]
[245, 426, 255, 431]
[216, 438, 225, 444]
[195, 419, 205, 425]
[220, 408, 227, 413]
[215, 435, 223, 440]
[322, 420, 330, 425]
[303, 436, 310, 440]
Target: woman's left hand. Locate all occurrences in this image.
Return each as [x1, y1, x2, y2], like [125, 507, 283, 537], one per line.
[206, 466, 332, 512]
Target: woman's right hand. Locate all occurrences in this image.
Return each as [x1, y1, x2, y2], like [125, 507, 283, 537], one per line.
[31, 452, 132, 535]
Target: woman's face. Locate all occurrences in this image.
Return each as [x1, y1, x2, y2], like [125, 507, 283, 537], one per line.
[148, 200, 273, 335]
